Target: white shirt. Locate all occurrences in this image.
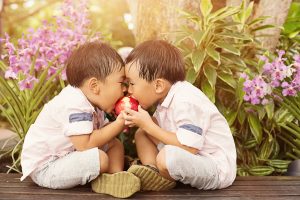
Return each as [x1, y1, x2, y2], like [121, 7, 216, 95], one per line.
[20, 85, 108, 181]
[154, 81, 237, 188]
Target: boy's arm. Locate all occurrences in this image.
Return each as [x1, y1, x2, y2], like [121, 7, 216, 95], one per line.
[69, 114, 125, 151]
[124, 107, 198, 154]
[145, 121, 199, 154]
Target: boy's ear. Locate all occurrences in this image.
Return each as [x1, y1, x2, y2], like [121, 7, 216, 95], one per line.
[88, 77, 101, 94]
[154, 78, 167, 94]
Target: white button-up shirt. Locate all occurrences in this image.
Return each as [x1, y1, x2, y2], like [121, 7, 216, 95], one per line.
[154, 81, 237, 188]
[21, 85, 108, 181]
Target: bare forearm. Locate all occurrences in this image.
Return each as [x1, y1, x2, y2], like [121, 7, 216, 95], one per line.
[71, 120, 124, 151]
[143, 122, 198, 154]
[87, 120, 124, 148]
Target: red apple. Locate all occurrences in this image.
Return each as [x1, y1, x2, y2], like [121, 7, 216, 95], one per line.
[114, 96, 139, 115]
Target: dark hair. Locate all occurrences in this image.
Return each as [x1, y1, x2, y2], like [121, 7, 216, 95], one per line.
[66, 41, 124, 87]
[125, 40, 185, 84]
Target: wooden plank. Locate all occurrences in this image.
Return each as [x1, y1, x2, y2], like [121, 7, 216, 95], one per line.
[2, 182, 300, 192]
[1, 194, 300, 200]
[1, 173, 300, 200]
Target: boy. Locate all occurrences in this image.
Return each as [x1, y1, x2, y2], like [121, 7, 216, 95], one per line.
[124, 40, 237, 191]
[20, 42, 140, 198]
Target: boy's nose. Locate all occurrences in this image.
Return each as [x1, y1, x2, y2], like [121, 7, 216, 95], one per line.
[122, 84, 127, 93]
[127, 86, 133, 95]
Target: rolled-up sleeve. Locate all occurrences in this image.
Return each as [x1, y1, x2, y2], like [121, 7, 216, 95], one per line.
[173, 102, 210, 150]
[63, 107, 94, 136]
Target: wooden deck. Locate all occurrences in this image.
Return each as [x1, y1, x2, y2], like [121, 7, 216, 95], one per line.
[0, 173, 300, 200]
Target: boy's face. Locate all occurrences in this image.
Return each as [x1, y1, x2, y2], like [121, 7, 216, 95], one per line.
[96, 67, 126, 113]
[125, 62, 158, 109]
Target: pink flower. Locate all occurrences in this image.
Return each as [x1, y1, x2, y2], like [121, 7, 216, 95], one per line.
[4, 68, 17, 79]
[18, 76, 38, 90]
[0, 0, 99, 90]
[242, 50, 299, 105]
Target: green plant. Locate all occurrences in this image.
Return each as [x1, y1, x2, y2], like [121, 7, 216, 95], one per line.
[174, 0, 292, 176]
[175, 0, 269, 102]
[0, 61, 63, 173]
[279, 2, 300, 58]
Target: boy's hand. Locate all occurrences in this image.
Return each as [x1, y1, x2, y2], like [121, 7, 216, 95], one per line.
[115, 111, 126, 127]
[123, 105, 153, 129]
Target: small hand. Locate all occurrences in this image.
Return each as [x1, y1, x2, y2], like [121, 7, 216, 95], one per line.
[115, 110, 126, 126]
[123, 105, 153, 129]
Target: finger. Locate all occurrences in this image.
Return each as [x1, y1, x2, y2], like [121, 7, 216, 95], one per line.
[138, 105, 142, 111]
[125, 120, 134, 126]
[124, 107, 137, 114]
[123, 114, 134, 121]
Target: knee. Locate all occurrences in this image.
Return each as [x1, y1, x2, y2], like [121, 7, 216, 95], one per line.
[111, 138, 124, 150]
[134, 128, 146, 141]
[98, 150, 109, 173]
[156, 148, 168, 172]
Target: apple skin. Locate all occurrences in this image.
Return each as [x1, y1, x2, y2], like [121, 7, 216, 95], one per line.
[114, 96, 139, 115]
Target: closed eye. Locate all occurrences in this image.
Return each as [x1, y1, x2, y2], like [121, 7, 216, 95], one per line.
[120, 82, 128, 87]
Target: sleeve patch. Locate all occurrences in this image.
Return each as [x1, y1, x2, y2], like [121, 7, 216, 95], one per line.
[69, 113, 93, 123]
[179, 124, 202, 135]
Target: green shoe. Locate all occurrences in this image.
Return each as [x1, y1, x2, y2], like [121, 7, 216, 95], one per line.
[127, 164, 176, 191]
[91, 171, 141, 198]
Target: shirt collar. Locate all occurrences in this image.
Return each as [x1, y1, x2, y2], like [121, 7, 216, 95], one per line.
[69, 85, 95, 111]
[160, 81, 183, 108]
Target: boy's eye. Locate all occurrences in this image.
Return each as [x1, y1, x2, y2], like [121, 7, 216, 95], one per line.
[120, 82, 128, 87]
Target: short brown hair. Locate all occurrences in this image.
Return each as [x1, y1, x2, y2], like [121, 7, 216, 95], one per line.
[125, 40, 185, 84]
[66, 41, 124, 87]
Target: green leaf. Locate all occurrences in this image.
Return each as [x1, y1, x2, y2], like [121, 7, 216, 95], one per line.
[209, 6, 240, 22]
[251, 25, 275, 32]
[237, 77, 245, 103]
[218, 72, 236, 88]
[203, 64, 217, 88]
[237, 108, 246, 124]
[201, 79, 215, 103]
[214, 41, 240, 55]
[226, 111, 237, 126]
[248, 114, 262, 144]
[191, 49, 206, 72]
[243, 1, 254, 23]
[177, 9, 200, 21]
[200, 0, 213, 17]
[206, 47, 220, 65]
[248, 16, 269, 27]
[186, 67, 198, 84]
[222, 54, 247, 68]
[265, 100, 274, 119]
[174, 31, 191, 45]
[191, 31, 204, 47]
[274, 107, 294, 124]
[288, 30, 300, 38]
[218, 32, 253, 41]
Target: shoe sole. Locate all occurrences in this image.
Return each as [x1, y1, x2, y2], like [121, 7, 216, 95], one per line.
[91, 172, 141, 198]
[127, 165, 176, 191]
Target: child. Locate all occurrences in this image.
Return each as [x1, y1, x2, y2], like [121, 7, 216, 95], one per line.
[20, 42, 141, 198]
[124, 40, 237, 191]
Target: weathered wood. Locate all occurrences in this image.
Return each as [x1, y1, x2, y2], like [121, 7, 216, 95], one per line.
[0, 173, 300, 200]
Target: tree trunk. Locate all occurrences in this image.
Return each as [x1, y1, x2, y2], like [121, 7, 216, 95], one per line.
[252, 0, 292, 51]
[127, 0, 201, 44]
